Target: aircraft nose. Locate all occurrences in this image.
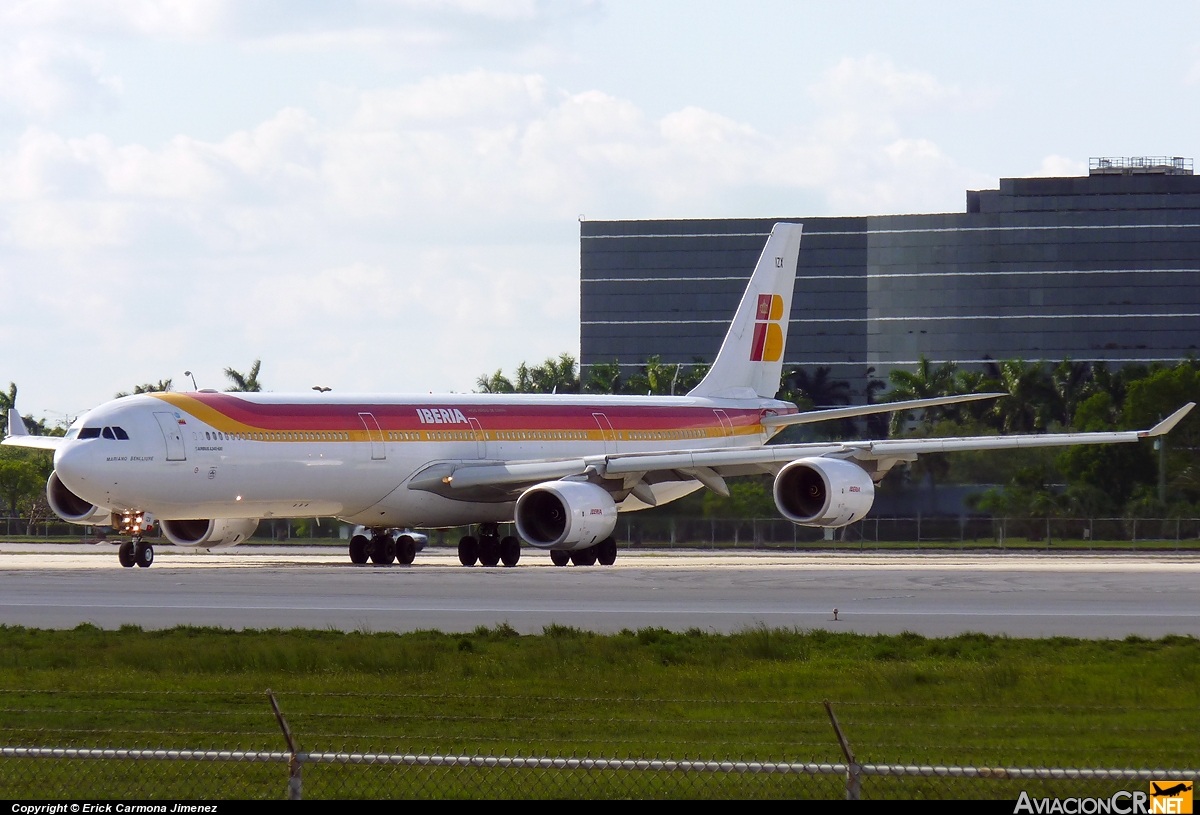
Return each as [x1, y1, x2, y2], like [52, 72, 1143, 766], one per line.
[53, 441, 95, 492]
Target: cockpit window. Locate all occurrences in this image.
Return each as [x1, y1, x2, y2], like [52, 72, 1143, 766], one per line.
[79, 427, 101, 439]
[65, 428, 79, 440]
[102, 427, 115, 440]
[112, 427, 129, 440]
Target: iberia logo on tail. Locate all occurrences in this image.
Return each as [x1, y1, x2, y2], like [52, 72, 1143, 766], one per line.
[750, 293, 785, 362]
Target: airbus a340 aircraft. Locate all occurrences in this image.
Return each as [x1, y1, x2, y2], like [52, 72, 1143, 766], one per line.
[5, 223, 1195, 568]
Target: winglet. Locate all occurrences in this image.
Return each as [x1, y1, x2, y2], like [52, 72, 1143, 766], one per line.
[6, 408, 29, 438]
[1142, 402, 1196, 437]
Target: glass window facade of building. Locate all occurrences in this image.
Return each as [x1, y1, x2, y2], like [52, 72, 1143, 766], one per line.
[580, 163, 1200, 397]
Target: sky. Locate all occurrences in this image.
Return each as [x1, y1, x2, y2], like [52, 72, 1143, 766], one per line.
[2, 0, 1199, 424]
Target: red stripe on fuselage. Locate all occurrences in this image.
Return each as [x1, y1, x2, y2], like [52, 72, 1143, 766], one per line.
[171, 393, 787, 433]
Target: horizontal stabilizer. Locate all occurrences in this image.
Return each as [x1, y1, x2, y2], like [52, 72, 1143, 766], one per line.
[3, 409, 63, 450]
[1, 435, 63, 451]
[761, 392, 1007, 429]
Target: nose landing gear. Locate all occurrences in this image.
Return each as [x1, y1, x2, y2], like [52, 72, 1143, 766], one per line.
[116, 511, 155, 568]
[117, 539, 154, 568]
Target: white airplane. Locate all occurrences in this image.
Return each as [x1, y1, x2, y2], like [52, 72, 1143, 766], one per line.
[4, 223, 1194, 569]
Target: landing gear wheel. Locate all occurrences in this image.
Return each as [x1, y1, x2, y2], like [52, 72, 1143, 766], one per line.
[118, 542, 136, 568]
[597, 537, 617, 566]
[458, 535, 479, 566]
[570, 546, 597, 567]
[370, 535, 396, 565]
[478, 535, 501, 567]
[550, 549, 571, 567]
[134, 541, 154, 568]
[349, 535, 370, 564]
[397, 535, 417, 565]
[499, 536, 521, 567]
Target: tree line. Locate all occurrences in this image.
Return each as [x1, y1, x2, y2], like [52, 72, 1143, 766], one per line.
[476, 354, 711, 396]
[3, 355, 1198, 524]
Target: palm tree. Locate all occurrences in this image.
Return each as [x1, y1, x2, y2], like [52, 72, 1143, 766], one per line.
[0, 383, 16, 414]
[675, 359, 710, 394]
[529, 353, 580, 394]
[583, 361, 622, 394]
[862, 366, 889, 438]
[1051, 359, 1094, 427]
[885, 356, 958, 434]
[224, 360, 263, 392]
[623, 356, 681, 396]
[115, 379, 173, 399]
[782, 366, 852, 407]
[475, 370, 515, 393]
[995, 359, 1055, 433]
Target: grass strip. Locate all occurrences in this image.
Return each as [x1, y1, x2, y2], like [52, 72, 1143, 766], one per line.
[0, 625, 1195, 798]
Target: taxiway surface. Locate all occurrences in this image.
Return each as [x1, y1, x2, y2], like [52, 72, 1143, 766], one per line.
[0, 544, 1197, 638]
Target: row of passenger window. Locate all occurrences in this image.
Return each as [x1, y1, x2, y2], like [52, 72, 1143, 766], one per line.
[194, 430, 351, 442]
[626, 429, 707, 441]
[493, 430, 589, 441]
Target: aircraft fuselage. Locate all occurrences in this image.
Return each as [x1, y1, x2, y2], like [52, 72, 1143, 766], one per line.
[54, 391, 793, 528]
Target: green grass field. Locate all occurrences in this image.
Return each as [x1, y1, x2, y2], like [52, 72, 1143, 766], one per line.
[0, 625, 1196, 795]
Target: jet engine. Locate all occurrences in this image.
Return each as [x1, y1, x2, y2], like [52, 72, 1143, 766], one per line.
[773, 457, 874, 527]
[46, 472, 111, 525]
[515, 480, 618, 549]
[161, 518, 260, 549]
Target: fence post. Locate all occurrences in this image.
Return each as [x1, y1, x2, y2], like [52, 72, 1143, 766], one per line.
[823, 700, 861, 800]
[268, 689, 302, 801]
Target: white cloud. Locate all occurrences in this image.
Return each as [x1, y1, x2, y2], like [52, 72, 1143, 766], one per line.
[1033, 154, 1087, 177]
[0, 0, 597, 50]
[0, 37, 121, 118]
[0, 59, 994, 410]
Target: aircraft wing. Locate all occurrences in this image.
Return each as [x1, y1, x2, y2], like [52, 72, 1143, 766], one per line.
[409, 402, 1195, 503]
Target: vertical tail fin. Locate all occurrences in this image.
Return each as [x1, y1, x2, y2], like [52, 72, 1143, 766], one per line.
[688, 222, 803, 399]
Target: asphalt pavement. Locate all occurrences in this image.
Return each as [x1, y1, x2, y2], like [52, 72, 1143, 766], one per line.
[0, 543, 1196, 638]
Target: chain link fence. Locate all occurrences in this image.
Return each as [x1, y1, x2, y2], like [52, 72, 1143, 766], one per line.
[0, 690, 1195, 799]
[5, 515, 1200, 550]
[606, 516, 1200, 550]
[4, 746, 1194, 800]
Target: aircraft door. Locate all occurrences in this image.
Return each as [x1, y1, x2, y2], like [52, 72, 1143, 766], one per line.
[153, 412, 187, 461]
[358, 412, 386, 460]
[713, 410, 734, 441]
[593, 413, 617, 455]
[468, 418, 486, 459]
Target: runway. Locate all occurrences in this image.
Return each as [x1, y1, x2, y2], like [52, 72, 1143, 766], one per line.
[0, 543, 1198, 638]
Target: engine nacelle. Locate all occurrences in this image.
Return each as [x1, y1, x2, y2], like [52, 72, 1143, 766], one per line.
[773, 457, 874, 527]
[161, 518, 260, 549]
[46, 472, 110, 525]
[515, 480, 618, 550]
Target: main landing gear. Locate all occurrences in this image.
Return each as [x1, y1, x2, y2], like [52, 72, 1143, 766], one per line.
[549, 537, 617, 568]
[349, 529, 418, 566]
[458, 523, 521, 567]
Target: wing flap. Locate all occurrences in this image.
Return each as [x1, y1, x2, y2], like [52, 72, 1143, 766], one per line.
[760, 392, 1006, 428]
